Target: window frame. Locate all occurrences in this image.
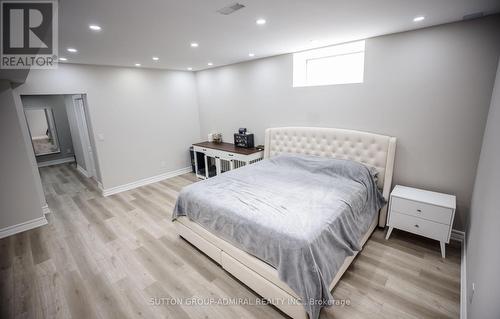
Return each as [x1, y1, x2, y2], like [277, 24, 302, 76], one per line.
[292, 40, 366, 88]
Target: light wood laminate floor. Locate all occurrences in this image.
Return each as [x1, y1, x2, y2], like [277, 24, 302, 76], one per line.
[0, 164, 461, 319]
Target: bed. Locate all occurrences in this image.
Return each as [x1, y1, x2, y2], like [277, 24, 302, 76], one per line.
[173, 127, 397, 319]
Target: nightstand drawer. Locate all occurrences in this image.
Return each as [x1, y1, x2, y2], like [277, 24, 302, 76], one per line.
[391, 197, 453, 225]
[389, 212, 450, 242]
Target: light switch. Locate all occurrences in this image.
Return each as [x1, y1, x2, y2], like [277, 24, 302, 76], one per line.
[98, 133, 105, 141]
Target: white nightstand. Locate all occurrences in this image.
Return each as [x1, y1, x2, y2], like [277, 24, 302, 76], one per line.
[385, 185, 456, 258]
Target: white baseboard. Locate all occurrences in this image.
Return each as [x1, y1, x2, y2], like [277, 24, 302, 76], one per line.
[32, 135, 48, 140]
[460, 234, 467, 319]
[451, 229, 465, 242]
[76, 164, 90, 178]
[37, 156, 75, 168]
[42, 203, 50, 215]
[99, 166, 192, 197]
[450, 229, 467, 319]
[0, 216, 48, 239]
[449, 228, 467, 319]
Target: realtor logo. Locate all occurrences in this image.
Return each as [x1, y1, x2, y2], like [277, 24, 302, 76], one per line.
[1, 0, 58, 69]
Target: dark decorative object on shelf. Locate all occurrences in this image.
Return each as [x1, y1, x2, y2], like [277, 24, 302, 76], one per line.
[234, 128, 254, 148]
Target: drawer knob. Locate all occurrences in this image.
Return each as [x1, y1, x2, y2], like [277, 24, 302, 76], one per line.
[414, 224, 420, 228]
[228, 154, 234, 156]
[416, 209, 422, 213]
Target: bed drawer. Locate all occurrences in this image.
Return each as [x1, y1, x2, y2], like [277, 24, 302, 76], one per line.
[391, 197, 453, 225]
[174, 221, 222, 264]
[388, 212, 450, 242]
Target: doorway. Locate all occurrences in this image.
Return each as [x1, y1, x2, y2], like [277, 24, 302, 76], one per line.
[21, 94, 100, 182]
[70, 95, 97, 179]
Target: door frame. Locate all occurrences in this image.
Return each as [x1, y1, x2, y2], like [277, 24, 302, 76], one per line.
[72, 96, 97, 179]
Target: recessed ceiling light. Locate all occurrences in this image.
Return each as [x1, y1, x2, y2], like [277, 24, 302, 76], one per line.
[256, 18, 266, 25]
[58, 57, 67, 61]
[67, 48, 77, 53]
[190, 42, 199, 48]
[89, 25, 101, 31]
[413, 16, 425, 22]
[152, 56, 159, 61]
[207, 62, 213, 66]
[187, 67, 193, 71]
[248, 53, 255, 57]
[134, 63, 141, 67]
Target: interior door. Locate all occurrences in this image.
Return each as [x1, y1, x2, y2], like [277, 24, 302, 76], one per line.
[73, 97, 97, 178]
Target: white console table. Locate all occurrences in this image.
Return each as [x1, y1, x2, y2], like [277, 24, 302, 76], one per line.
[192, 142, 264, 179]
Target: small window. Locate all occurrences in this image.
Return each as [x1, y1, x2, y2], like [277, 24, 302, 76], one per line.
[293, 40, 365, 87]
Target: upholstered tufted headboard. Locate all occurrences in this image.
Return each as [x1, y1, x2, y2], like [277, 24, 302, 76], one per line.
[264, 127, 396, 227]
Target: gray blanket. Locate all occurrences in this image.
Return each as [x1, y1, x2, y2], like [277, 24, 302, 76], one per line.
[173, 154, 385, 319]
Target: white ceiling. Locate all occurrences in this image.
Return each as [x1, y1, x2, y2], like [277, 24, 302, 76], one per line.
[58, 0, 500, 71]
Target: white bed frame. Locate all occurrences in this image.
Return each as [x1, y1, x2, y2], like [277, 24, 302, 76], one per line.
[174, 127, 397, 319]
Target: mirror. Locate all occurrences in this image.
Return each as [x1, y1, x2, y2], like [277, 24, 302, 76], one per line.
[24, 107, 61, 156]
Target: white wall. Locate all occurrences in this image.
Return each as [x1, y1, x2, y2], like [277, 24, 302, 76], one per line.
[16, 64, 201, 190]
[466, 59, 500, 319]
[0, 80, 46, 235]
[195, 16, 500, 230]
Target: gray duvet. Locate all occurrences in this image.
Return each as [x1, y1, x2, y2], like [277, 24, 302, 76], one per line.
[172, 154, 385, 319]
